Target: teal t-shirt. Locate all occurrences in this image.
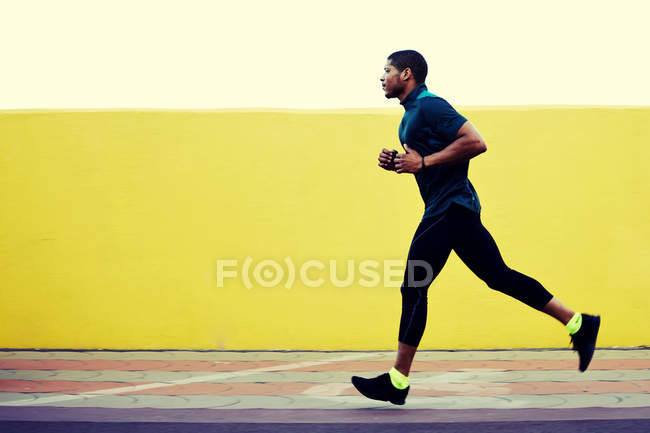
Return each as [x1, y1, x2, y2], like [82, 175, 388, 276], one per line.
[398, 83, 481, 219]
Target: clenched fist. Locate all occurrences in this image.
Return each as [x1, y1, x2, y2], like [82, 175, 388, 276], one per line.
[394, 144, 425, 174]
[378, 148, 398, 171]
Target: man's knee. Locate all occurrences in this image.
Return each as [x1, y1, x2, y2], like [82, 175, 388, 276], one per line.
[483, 267, 554, 311]
[480, 265, 513, 290]
[400, 284, 428, 302]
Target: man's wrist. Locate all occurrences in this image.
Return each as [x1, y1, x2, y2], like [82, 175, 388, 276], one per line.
[423, 154, 438, 169]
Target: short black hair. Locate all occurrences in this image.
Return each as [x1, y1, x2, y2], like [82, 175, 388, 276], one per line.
[387, 50, 428, 85]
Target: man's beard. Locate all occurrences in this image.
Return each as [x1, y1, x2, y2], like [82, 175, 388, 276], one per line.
[384, 85, 401, 99]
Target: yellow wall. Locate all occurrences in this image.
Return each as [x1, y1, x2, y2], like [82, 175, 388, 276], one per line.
[1, 107, 648, 350]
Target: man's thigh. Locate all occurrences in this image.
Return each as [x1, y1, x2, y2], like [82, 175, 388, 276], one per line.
[449, 205, 508, 281]
[404, 212, 454, 288]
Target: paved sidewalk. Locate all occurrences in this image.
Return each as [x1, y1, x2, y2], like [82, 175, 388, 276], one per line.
[1, 348, 649, 431]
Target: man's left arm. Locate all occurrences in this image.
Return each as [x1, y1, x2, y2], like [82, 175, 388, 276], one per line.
[395, 121, 487, 173]
[425, 120, 487, 167]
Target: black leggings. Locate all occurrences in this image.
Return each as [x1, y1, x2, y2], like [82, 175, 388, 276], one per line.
[398, 203, 554, 347]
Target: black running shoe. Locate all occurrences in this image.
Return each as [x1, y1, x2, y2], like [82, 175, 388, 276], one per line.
[570, 314, 601, 372]
[351, 373, 409, 405]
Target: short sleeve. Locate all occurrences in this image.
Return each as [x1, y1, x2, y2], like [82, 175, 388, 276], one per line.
[421, 97, 467, 143]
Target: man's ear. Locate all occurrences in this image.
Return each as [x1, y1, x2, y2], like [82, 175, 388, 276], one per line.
[400, 67, 412, 81]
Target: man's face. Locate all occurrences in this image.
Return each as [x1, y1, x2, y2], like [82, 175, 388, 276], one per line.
[380, 59, 406, 99]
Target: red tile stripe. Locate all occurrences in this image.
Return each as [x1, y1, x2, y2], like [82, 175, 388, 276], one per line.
[1, 379, 649, 396]
[1, 359, 649, 372]
[0, 380, 146, 393]
[291, 359, 650, 372]
[0, 360, 285, 372]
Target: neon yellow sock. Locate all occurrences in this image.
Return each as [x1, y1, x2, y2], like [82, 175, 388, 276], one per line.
[389, 367, 409, 390]
[566, 312, 583, 335]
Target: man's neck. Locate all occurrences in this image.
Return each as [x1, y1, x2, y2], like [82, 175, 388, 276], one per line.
[398, 82, 418, 103]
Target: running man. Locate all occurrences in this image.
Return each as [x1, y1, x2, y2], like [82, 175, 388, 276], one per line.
[351, 50, 600, 405]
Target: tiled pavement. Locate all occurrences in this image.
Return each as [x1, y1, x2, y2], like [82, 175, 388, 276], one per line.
[0, 348, 649, 429]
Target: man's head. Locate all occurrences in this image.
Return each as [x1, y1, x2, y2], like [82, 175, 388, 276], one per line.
[380, 50, 428, 100]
